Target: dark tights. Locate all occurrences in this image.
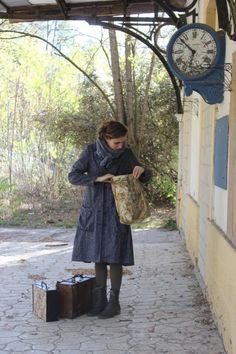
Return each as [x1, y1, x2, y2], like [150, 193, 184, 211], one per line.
[95, 263, 122, 290]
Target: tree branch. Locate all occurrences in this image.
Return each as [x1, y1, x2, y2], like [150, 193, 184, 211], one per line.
[0, 29, 115, 114]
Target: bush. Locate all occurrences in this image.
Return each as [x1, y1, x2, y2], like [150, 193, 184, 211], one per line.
[148, 175, 177, 206]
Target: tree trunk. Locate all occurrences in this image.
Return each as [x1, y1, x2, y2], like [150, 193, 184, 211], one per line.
[125, 35, 137, 150]
[109, 29, 126, 123]
[137, 53, 156, 156]
[8, 79, 19, 188]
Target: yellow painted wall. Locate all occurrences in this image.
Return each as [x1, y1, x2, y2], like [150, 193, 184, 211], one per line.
[176, 185, 182, 229]
[177, 1, 236, 351]
[185, 195, 199, 265]
[205, 0, 217, 29]
[206, 221, 236, 354]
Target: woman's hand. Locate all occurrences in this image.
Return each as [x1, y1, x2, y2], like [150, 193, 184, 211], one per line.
[133, 166, 145, 180]
[96, 174, 114, 183]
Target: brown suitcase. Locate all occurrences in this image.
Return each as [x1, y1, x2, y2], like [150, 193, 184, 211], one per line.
[56, 274, 95, 318]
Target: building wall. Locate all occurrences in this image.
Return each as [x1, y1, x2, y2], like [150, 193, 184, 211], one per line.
[227, 52, 236, 247]
[206, 221, 236, 354]
[177, 101, 192, 234]
[189, 98, 200, 201]
[177, 1, 236, 353]
[184, 195, 199, 265]
[197, 102, 215, 280]
[205, 51, 236, 354]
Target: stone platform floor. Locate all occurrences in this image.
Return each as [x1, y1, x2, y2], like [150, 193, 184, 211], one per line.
[0, 227, 226, 354]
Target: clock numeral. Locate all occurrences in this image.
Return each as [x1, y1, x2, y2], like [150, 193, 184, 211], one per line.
[176, 39, 184, 46]
[204, 40, 213, 46]
[201, 32, 206, 40]
[181, 33, 188, 41]
[192, 31, 197, 39]
[173, 50, 184, 54]
[207, 50, 215, 54]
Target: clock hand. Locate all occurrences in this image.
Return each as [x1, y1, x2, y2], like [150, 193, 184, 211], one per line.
[189, 53, 196, 68]
[189, 50, 197, 66]
[179, 38, 196, 55]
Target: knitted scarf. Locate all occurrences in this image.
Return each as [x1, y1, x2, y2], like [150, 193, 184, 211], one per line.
[96, 138, 126, 168]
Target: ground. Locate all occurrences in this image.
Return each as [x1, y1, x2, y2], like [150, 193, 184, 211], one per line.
[0, 226, 226, 353]
[0, 203, 176, 229]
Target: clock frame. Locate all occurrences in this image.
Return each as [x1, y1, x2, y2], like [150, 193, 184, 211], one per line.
[167, 23, 222, 81]
[166, 23, 226, 104]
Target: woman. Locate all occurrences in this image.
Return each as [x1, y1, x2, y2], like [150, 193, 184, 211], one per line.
[68, 120, 151, 319]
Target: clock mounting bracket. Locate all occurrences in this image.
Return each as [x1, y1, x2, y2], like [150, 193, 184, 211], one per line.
[184, 30, 228, 104]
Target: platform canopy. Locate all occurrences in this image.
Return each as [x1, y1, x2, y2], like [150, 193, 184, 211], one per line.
[0, 0, 188, 22]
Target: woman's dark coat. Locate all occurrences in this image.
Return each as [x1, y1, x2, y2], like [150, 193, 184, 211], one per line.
[68, 143, 151, 266]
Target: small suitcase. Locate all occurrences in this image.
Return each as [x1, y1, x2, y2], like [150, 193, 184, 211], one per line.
[32, 281, 59, 322]
[56, 274, 95, 319]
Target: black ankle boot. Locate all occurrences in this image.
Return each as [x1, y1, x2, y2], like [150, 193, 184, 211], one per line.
[98, 289, 121, 319]
[87, 286, 108, 316]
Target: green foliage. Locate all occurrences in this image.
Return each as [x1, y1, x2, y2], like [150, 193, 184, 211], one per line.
[150, 176, 177, 206]
[0, 178, 12, 193]
[162, 218, 177, 230]
[44, 82, 113, 148]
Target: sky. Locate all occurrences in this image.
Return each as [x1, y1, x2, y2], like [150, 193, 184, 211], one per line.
[73, 20, 107, 44]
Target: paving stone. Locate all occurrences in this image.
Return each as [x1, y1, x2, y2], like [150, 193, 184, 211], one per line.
[32, 343, 56, 351]
[53, 351, 88, 354]
[80, 341, 108, 350]
[5, 340, 32, 351]
[87, 351, 127, 354]
[14, 351, 49, 354]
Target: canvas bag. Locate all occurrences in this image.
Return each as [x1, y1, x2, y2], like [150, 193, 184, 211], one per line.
[111, 174, 150, 225]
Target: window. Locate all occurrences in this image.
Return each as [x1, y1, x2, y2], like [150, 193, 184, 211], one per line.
[214, 116, 229, 190]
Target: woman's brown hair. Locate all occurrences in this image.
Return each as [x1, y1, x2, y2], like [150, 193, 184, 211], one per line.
[98, 120, 128, 139]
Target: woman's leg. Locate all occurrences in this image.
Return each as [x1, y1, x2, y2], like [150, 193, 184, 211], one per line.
[87, 263, 108, 316]
[95, 263, 108, 287]
[98, 264, 122, 319]
[110, 263, 122, 290]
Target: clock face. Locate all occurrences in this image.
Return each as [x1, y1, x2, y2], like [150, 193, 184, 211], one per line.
[170, 27, 218, 78]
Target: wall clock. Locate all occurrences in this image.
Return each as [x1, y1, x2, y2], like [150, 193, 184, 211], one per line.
[166, 23, 226, 104]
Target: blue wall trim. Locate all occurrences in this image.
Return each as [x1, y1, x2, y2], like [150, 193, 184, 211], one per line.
[214, 115, 229, 190]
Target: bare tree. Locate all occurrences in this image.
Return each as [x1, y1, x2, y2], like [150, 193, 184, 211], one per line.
[125, 35, 136, 149]
[109, 29, 126, 123]
[109, 30, 156, 155]
[137, 52, 156, 156]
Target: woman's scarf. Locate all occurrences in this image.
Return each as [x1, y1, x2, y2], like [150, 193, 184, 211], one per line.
[96, 137, 126, 168]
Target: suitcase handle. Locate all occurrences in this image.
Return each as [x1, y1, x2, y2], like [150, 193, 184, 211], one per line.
[40, 281, 48, 290]
[59, 274, 84, 284]
[72, 274, 84, 279]
[71, 274, 84, 283]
